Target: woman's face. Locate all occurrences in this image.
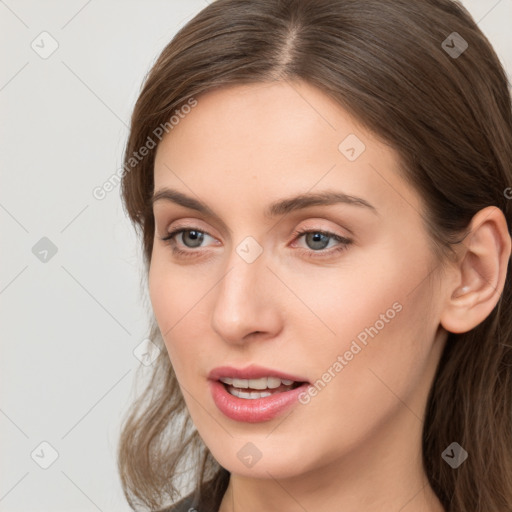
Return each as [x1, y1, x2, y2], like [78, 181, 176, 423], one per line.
[149, 81, 449, 480]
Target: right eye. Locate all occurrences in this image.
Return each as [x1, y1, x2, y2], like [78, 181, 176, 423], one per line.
[160, 227, 218, 258]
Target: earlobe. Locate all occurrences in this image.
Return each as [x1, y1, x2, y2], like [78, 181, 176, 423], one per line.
[440, 206, 511, 334]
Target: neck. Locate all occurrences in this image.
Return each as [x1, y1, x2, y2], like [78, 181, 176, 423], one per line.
[218, 403, 445, 512]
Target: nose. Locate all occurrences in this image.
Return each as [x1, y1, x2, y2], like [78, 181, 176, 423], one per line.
[210, 247, 282, 345]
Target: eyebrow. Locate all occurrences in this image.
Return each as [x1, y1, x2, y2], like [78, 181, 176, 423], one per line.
[151, 187, 378, 222]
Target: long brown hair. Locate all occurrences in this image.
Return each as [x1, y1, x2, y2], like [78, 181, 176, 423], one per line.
[117, 1, 512, 510]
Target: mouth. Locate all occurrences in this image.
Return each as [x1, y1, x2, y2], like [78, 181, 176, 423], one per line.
[208, 365, 311, 422]
[219, 376, 305, 399]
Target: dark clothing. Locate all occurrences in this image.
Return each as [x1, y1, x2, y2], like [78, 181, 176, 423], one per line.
[157, 473, 229, 512]
[159, 491, 197, 511]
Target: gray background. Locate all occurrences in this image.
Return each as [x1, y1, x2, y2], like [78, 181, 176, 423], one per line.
[1, 1, 511, 510]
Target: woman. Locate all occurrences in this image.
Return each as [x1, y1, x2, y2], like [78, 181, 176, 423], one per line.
[117, 1, 512, 511]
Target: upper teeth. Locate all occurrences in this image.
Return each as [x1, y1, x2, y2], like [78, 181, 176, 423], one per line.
[219, 377, 295, 389]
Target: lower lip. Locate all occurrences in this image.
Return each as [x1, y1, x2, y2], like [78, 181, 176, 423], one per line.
[209, 380, 310, 423]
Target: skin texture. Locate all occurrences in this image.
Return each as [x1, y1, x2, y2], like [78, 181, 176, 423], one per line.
[149, 81, 511, 512]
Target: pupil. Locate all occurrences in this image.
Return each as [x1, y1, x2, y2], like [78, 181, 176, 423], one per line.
[307, 232, 329, 250]
[184, 230, 204, 248]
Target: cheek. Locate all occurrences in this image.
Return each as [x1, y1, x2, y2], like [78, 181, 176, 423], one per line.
[148, 254, 221, 386]
[148, 258, 195, 363]
[297, 246, 438, 401]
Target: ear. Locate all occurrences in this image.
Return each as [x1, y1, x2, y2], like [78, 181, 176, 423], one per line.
[440, 206, 511, 334]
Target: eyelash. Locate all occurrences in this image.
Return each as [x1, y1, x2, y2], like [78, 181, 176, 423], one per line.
[159, 226, 353, 260]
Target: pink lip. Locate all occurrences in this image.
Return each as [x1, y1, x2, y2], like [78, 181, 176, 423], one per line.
[209, 380, 310, 423]
[208, 364, 310, 423]
[208, 364, 309, 383]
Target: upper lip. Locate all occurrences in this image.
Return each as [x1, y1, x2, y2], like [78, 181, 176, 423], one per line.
[208, 364, 309, 383]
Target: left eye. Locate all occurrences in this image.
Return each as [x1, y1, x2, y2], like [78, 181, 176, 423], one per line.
[294, 230, 343, 251]
[290, 228, 353, 257]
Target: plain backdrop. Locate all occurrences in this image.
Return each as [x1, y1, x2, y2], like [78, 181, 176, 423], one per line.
[1, 1, 511, 510]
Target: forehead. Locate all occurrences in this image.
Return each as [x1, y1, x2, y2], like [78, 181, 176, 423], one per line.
[153, 81, 423, 220]
[156, 81, 368, 162]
